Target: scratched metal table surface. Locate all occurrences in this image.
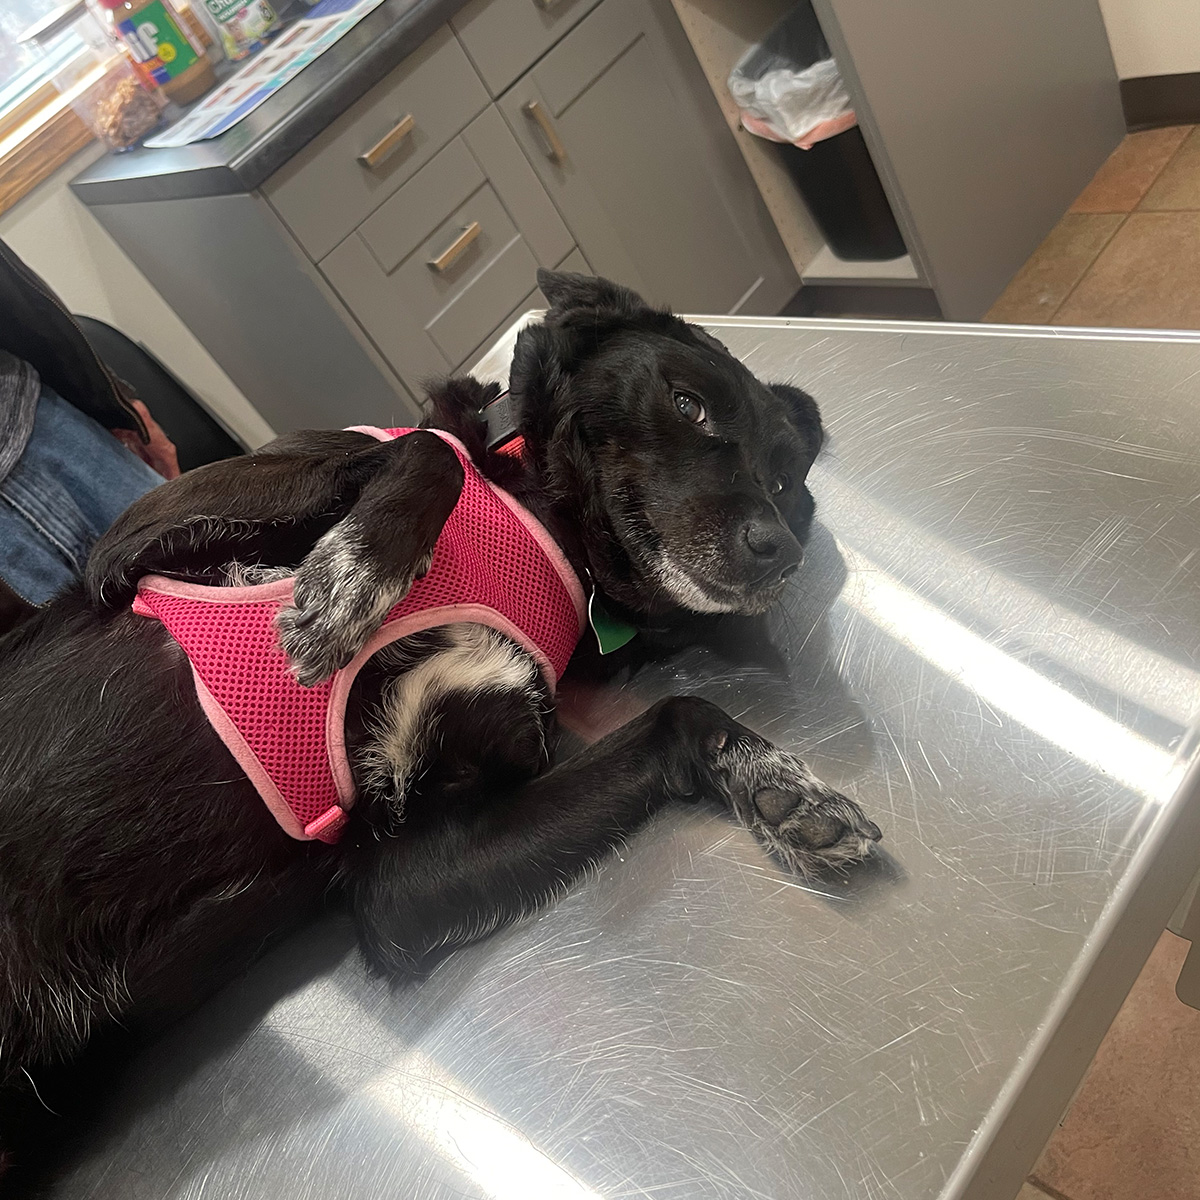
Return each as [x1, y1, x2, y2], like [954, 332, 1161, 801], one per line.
[53, 319, 1200, 1200]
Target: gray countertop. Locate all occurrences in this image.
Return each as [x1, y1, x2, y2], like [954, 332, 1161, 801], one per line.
[51, 317, 1200, 1200]
[70, 0, 468, 205]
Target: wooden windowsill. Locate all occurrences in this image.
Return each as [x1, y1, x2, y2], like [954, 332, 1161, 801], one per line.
[0, 90, 95, 219]
[0, 0, 219, 219]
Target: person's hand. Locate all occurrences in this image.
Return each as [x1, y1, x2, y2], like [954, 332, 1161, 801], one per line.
[110, 398, 180, 480]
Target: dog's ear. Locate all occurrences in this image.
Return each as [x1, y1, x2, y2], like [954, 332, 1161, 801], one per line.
[511, 270, 668, 455]
[537, 269, 648, 320]
[422, 376, 502, 453]
[770, 383, 825, 451]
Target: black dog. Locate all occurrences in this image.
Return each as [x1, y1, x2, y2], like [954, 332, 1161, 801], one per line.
[0, 272, 880, 1183]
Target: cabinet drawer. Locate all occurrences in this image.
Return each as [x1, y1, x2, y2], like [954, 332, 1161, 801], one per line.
[450, 0, 601, 97]
[458, 244, 590, 373]
[321, 159, 539, 391]
[360, 112, 572, 274]
[431, 233, 538, 366]
[263, 28, 489, 261]
[360, 139, 485, 272]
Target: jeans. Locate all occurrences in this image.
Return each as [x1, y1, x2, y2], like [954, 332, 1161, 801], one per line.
[0, 386, 162, 605]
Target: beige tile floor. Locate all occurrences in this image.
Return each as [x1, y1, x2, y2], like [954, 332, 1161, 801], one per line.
[1025, 932, 1200, 1200]
[987, 125, 1200, 328]
[988, 127, 1200, 1200]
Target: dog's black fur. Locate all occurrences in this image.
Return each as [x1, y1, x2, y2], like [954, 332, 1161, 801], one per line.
[0, 272, 880, 1186]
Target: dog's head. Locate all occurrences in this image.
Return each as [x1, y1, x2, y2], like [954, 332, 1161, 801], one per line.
[512, 271, 825, 619]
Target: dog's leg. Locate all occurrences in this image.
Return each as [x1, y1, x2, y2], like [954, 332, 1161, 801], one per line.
[276, 433, 464, 685]
[347, 696, 880, 974]
[87, 430, 465, 682]
[85, 430, 450, 610]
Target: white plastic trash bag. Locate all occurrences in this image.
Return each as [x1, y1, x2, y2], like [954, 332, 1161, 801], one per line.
[729, 58, 853, 145]
[728, 3, 856, 148]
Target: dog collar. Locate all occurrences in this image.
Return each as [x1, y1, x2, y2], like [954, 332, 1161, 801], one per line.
[483, 391, 524, 457]
[481, 394, 637, 655]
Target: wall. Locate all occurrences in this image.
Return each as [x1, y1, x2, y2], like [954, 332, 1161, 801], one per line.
[0, 144, 275, 448]
[1098, 0, 1200, 80]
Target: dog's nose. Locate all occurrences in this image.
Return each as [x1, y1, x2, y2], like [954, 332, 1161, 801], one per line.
[741, 517, 803, 581]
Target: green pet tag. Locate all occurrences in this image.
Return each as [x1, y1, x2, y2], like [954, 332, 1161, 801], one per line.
[588, 590, 637, 654]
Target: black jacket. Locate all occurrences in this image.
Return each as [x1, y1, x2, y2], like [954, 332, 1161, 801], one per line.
[0, 238, 145, 438]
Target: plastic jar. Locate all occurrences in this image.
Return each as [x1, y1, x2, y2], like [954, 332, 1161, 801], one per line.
[96, 0, 217, 105]
[200, 0, 280, 62]
[18, 1, 165, 151]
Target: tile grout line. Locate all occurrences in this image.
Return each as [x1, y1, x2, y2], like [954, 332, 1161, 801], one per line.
[1028, 1175, 1076, 1200]
[1133, 124, 1197, 214]
[1066, 124, 1193, 220]
[1044, 212, 1127, 324]
[1046, 124, 1196, 324]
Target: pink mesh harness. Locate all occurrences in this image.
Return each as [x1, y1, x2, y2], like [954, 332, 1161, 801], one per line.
[132, 427, 585, 844]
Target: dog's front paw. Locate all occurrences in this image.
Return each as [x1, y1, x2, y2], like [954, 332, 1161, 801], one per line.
[648, 697, 881, 874]
[276, 521, 431, 686]
[715, 727, 881, 876]
[761, 776, 881, 876]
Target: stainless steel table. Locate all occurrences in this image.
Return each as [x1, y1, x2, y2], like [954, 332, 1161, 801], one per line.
[54, 318, 1200, 1200]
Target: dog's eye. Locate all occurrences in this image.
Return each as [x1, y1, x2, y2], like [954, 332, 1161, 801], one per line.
[769, 474, 789, 496]
[674, 391, 706, 424]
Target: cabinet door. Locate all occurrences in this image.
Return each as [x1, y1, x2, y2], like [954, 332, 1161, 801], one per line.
[262, 27, 488, 262]
[321, 137, 544, 392]
[812, 0, 1124, 319]
[498, 0, 794, 313]
[451, 0, 601, 98]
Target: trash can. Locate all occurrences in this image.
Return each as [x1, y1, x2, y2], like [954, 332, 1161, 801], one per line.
[728, 2, 907, 262]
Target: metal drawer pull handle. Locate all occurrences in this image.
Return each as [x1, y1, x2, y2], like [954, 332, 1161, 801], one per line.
[522, 100, 567, 164]
[358, 113, 415, 170]
[428, 222, 481, 273]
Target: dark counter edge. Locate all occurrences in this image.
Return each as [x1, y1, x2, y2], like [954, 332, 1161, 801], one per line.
[71, 0, 471, 206]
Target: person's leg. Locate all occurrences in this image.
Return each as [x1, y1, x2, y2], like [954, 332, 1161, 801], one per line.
[0, 577, 33, 634]
[0, 387, 162, 606]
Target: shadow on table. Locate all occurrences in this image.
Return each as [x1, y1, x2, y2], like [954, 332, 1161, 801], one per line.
[42, 523, 895, 1196]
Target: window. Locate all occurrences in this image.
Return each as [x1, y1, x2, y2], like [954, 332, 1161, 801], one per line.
[0, 0, 81, 131]
[0, 1, 98, 218]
